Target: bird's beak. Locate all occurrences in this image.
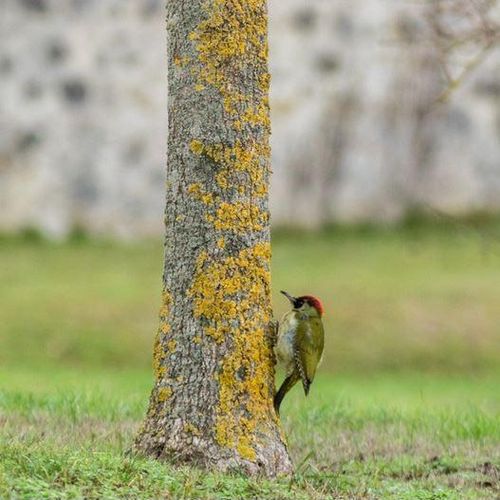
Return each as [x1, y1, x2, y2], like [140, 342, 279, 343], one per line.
[280, 290, 296, 305]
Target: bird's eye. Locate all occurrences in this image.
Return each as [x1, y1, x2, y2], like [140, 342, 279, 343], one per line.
[295, 299, 304, 308]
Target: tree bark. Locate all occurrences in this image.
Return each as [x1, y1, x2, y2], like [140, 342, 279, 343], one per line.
[133, 0, 293, 477]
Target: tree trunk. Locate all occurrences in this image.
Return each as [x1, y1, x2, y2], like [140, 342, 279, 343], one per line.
[133, 0, 293, 477]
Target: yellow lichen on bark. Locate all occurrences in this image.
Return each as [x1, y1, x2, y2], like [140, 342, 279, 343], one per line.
[184, 0, 276, 463]
[189, 140, 205, 155]
[241, 99, 270, 127]
[188, 183, 214, 205]
[189, 140, 269, 200]
[188, 243, 275, 460]
[208, 202, 268, 233]
[207, 141, 269, 198]
[152, 334, 166, 379]
[173, 55, 190, 67]
[187, 0, 271, 218]
[184, 423, 202, 436]
[189, 0, 269, 118]
[153, 290, 172, 380]
[158, 387, 173, 402]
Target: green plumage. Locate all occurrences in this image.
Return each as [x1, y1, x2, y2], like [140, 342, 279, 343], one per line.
[294, 315, 324, 394]
[274, 293, 325, 415]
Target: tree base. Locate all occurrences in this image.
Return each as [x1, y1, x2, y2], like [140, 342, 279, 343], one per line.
[132, 419, 294, 477]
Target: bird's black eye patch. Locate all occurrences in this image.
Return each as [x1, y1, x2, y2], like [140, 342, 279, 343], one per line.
[294, 299, 304, 308]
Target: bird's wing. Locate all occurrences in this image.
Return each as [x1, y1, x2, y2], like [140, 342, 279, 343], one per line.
[294, 317, 324, 395]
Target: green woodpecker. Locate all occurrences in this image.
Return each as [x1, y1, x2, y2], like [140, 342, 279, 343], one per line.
[274, 290, 325, 415]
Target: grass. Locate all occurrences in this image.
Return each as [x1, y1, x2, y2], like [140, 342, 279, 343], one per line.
[0, 367, 498, 498]
[1, 220, 500, 373]
[0, 222, 499, 497]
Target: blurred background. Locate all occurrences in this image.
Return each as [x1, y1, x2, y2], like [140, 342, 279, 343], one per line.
[0, 0, 499, 376]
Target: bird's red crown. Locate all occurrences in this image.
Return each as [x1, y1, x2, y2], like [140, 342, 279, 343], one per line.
[298, 295, 324, 316]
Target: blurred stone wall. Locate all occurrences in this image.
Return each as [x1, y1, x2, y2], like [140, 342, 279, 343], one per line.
[1, 0, 499, 237]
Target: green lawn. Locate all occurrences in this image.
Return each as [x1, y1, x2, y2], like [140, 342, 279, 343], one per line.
[1, 222, 499, 373]
[0, 223, 499, 498]
[0, 367, 498, 498]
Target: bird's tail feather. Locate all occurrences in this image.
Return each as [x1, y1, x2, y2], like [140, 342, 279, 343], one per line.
[302, 378, 311, 396]
[274, 372, 300, 415]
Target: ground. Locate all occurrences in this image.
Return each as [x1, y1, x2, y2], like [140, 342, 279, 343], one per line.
[1, 368, 498, 498]
[0, 219, 499, 498]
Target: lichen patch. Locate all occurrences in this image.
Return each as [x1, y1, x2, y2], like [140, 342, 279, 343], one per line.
[187, 0, 271, 240]
[153, 290, 172, 380]
[188, 243, 275, 460]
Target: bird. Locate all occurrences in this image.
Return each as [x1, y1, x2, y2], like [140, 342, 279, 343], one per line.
[274, 290, 325, 415]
